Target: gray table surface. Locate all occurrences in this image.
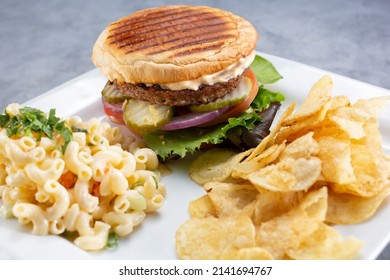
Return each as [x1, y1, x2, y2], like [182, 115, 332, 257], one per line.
[0, 0, 389, 260]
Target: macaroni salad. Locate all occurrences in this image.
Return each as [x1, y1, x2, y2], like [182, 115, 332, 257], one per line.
[0, 104, 166, 250]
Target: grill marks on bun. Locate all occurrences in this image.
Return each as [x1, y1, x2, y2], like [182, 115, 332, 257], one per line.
[92, 5, 258, 84]
[109, 7, 222, 36]
[107, 6, 238, 57]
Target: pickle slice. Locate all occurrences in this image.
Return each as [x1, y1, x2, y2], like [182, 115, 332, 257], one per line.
[190, 77, 252, 113]
[101, 81, 127, 104]
[123, 99, 173, 134]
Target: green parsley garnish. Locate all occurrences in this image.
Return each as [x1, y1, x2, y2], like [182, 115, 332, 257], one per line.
[71, 126, 88, 133]
[106, 232, 119, 249]
[0, 106, 72, 153]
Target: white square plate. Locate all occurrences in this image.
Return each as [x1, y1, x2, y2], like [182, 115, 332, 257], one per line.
[0, 53, 389, 259]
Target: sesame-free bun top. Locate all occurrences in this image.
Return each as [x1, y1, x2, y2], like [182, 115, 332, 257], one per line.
[92, 5, 258, 84]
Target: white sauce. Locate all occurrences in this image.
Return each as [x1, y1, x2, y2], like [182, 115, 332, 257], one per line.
[158, 50, 256, 91]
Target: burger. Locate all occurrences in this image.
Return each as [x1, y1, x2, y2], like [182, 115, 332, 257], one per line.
[92, 5, 284, 159]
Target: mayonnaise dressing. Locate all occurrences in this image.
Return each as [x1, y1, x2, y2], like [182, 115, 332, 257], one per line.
[158, 50, 256, 91]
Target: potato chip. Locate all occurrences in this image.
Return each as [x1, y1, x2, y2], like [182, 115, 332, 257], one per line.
[331, 181, 387, 199]
[282, 75, 332, 126]
[256, 209, 319, 259]
[232, 142, 286, 179]
[275, 100, 332, 144]
[177, 76, 389, 260]
[354, 142, 382, 173]
[231, 161, 265, 179]
[176, 215, 255, 260]
[317, 135, 356, 185]
[252, 190, 305, 225]
[245, 103, 296, 161]
[248, 157, 321, 192]
[157, 163, 172, 177]
[188, 195, 217, 219]
[327, 95, 350, 111]
[252, 141, 286, 164]
[189, 148, 239, 185]
[330, 140, 387, 197]
[248, 163, 296, 191]
[286, 223, 362, 260]
[310, 120, 342, 139]
[356, 121, 384, 165]
[298, 187, 328, 220]
[382, 154, 390, 179]
[204, 182, 258, 218]
[353, 96, 390, 118]
[255, 188, 327, 259]
[279, 132, 319, 161]
[326, 188, 390, 225]
[327, 106, 371, 139]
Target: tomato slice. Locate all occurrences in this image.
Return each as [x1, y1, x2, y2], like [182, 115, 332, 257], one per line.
[102, 97, 125, 125]
[199, 69, 258, 127]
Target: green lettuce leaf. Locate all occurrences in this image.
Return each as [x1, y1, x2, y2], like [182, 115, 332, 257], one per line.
[250, 55, 283, 84]
[143, 111, 261, 160]
[251, 85, 285, 111]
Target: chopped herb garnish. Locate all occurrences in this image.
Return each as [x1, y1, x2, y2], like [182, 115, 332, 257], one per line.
[71, 126, 88, 133]
[0, 114, 10, 127]
[107, 232, 119, 249]
[48, 108, 60, 126]
[0, 106, 72, 153]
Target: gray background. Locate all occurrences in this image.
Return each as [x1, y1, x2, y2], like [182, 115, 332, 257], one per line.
[0, 0, 389, 259]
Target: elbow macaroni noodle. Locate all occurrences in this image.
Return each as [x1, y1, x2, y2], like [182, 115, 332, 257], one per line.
[0, 105, 167, 251]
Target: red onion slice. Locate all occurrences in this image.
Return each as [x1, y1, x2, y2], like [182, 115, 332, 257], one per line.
[102, 97, 123, 111]
[161, 107, 229, 131]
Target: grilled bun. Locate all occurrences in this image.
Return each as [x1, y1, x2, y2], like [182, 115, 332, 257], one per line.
[92, 5, 258, 84]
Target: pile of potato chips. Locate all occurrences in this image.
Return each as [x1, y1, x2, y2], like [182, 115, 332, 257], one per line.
[176, 75, 390, 260]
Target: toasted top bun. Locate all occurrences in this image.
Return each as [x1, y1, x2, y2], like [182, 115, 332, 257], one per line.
[92, 5, 258, 84]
